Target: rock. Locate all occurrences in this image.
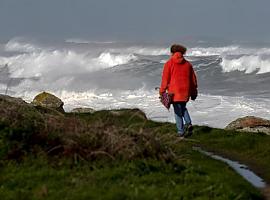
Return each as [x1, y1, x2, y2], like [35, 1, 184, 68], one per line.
[0, 94, 26, 105]
[32, 92, 65, 113]
[0, 94, 44, 130]
[226, 116, 270, 135]
[70, 107, 95, 114]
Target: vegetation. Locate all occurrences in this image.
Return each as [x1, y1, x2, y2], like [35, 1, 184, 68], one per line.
[0, 96, 268, 199]
[192, 126, 270, 182]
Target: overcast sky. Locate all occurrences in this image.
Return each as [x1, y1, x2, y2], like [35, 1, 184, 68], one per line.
[0, 0, 269, 42]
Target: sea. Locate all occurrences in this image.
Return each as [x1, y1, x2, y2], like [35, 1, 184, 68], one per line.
[0, 37, 270, 128]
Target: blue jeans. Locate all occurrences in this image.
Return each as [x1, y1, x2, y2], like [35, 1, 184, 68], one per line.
[172, 102, 192, 135]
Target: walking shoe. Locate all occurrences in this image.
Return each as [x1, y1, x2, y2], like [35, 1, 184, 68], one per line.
[176, 133, 185, 139]
[185, 124, 193, 137]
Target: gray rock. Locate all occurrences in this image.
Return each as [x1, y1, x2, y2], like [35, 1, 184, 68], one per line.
[32, 92, 65, 113]
[226, 116, 270, 135]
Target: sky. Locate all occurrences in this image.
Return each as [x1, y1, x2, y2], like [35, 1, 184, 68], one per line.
[0, 0, 270, 43]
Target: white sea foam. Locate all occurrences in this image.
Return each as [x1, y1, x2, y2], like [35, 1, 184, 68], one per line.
[1, 39, 269, 128]
[6, 39, 270, 75]
[0, 50, 98, 78]
[188, 45, 270, 74]
[0, 49, 138, 80]
[221, 55, 270, 74]
[97, 52, 137, 67]
[65, 38, 117, 44]
[189, 45, 270, 57]
[5, 38, 42, 53]
[127, 47, 169, 56]
[188, 46, 240, 56]
[8, 87, 269, 129]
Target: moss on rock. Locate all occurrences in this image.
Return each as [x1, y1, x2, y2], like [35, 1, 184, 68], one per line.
[32, 92, 65, 113]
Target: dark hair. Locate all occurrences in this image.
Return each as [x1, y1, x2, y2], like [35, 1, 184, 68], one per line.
[170, 44, 187, 54]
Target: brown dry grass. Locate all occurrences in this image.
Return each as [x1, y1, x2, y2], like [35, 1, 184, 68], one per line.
[0, 95, 177, 162]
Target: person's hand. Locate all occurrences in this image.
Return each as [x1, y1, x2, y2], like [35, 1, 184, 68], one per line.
[159, 94, 162, 101]
[190, 90, 198, 101]
[159, 91, 163, 98]
[191, 94, 197, 101]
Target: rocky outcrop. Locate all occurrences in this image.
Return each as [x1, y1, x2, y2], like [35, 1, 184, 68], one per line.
[0, 94, 26, 105]
[226, 116, 270, 135]
[32, 92, 65, 113]
[70, 107, 95, 114]
[0, 94, 44, 130]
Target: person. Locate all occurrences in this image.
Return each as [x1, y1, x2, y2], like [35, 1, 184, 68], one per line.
[160, 44, 198, 138]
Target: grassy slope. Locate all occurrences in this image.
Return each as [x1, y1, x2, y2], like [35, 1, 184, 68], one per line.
[0, 109, 267, 200]
[0, 152, 262, 200]
[191, 126, 270, 183]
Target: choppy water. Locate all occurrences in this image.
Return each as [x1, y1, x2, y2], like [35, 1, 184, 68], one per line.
[0, 38, 270, 128]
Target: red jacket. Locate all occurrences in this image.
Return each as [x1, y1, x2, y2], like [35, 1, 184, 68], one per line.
[160, 52, 198, 102]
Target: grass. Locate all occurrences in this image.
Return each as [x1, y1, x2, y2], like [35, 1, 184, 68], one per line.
[0, 153, 262, 200]
[191, 126, 270, 183]
[0, 97, 268, 199]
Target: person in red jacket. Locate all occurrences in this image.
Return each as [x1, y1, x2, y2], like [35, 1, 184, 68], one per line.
[160, 44, 198, 137]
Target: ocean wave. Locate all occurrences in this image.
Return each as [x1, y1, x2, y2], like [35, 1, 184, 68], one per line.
[5, 38, 42, 53]
[0, 51, 132, 79]
[188, 46, 240, 56]
[0, 50, 99, 78]
[221, 55, 270, 74]
[0, 44, 138, 79]
[8, 88, 270, 129]
[187, 45, 270, 74]
[188, 46, 270, 57]
[65, 38, 117, 44]
[97, 52, 137, 67]
[126, 47, 169, 56]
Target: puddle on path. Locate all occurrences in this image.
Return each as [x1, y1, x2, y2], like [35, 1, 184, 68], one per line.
[193, 147, 266, 188]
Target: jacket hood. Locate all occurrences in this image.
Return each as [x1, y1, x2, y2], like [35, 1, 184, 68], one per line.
[171, 52, 185, 64]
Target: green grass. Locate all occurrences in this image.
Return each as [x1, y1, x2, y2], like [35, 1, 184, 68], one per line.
[0, 106, 268, 199]
[191, 126, 270, 182]
[0, 153, 262, 200]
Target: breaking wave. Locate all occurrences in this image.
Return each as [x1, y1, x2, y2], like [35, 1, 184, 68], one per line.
[97, 52, 137, 67]
[0, 50, 99, 78]
[0, 39, 138, 79]
[1, 38, 270, 128]
[5, 38, 42, 53]
[126, 47, 169, 56]
[188, 46, 240, 56]
[188, 46, 270, 74]
[221, 55, 270, 74]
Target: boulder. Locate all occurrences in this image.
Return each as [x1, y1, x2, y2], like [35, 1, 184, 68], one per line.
[70, 107, 95, 114]
[32, 92, 65, 113]
[226, 116, 270, 135]
[0, 94, 44, 130]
